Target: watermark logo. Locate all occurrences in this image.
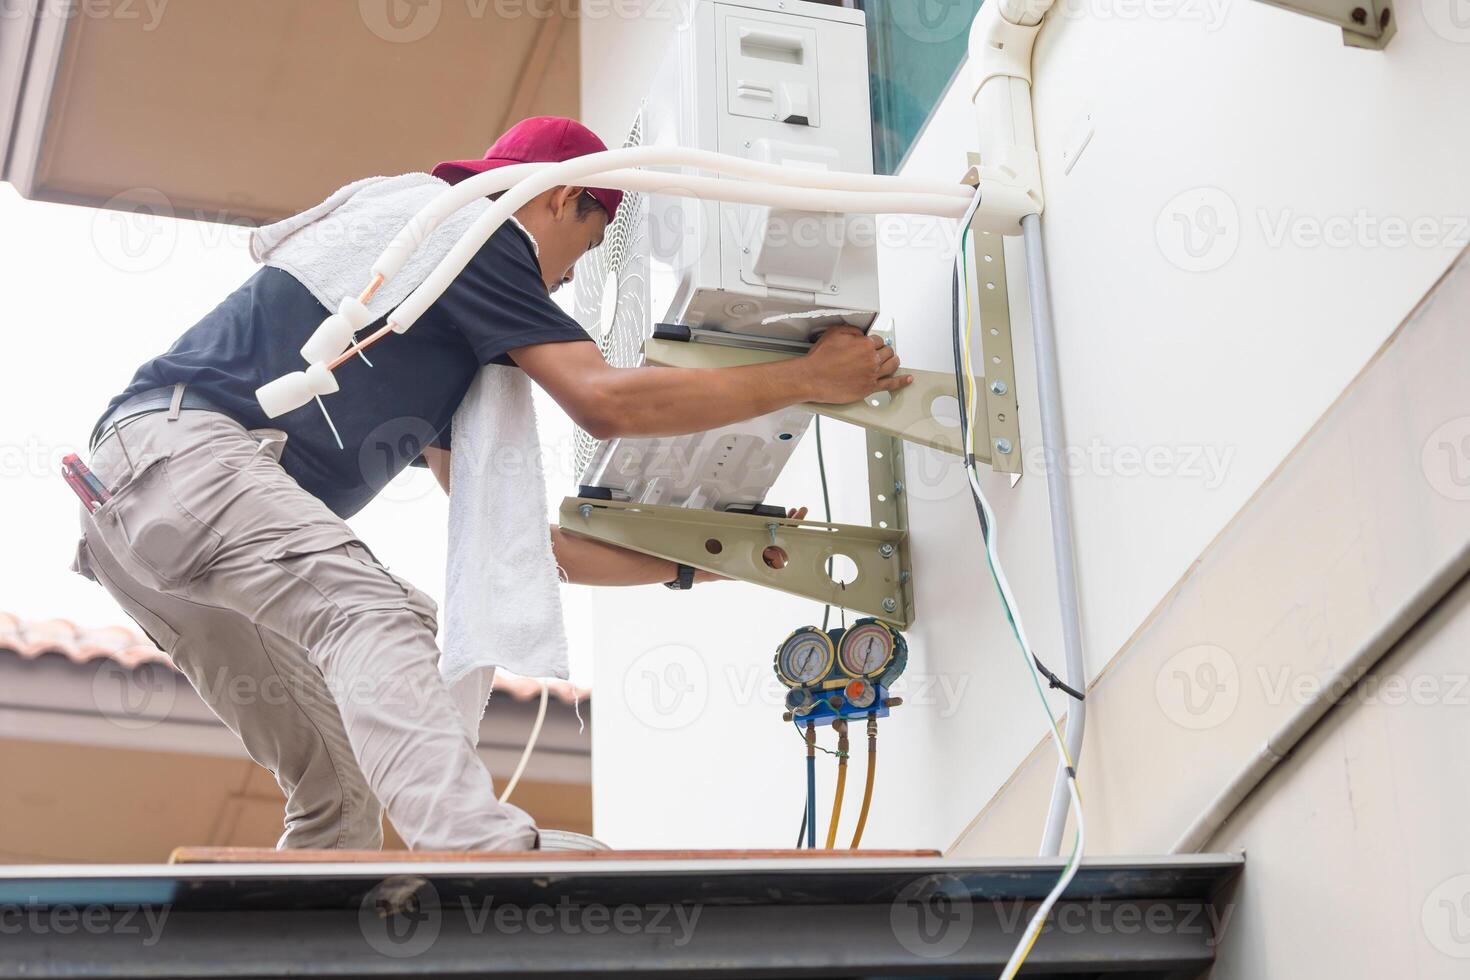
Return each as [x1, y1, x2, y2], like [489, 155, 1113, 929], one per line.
[1423, 874, 1470, 958]
[1155, 187, 1239, 273]
[91, 660, 177, 731]
[360, 877, 442, 959]
[1155, 643, 1238, 730]
[360, 416, 441, 504]
[359, 0, 442, 42]
[1421, 0, 1470, 43]
[91, 189, 178, 274]
[891, 0, 981, 43]
[1421, 416, 1470, 502]
[891, 874, 974, 958]
[623, 643, 707, 730]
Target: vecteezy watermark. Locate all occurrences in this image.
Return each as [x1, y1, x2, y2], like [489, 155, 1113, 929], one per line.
[1, 0, 170, 30]
[1052, 0, 1231, 30]
[357, 0, 682, 43]
[989, 897, 1237, 944]
[1157, 645, 1470, 731]
[1421, 416, 1470, 502]
[0, 900, 169, 945]
[623, 643, 708, 731]
[722, 663, 975, 719]
[890, 874, 974, 959]
[1423, 874, 1470, 958]
[90, 659, 179, 731]
[91, 189, 180, 275]
[1021, 440, 1236, 490]
[358, 878, 702, 958]
[1420, 0, 1470, 43]
[1158, 188, 1470, 273]
[1155, 187, 1240, 273]
[1155, 644, 1240, 730]
[1257, 209, 1470, 251]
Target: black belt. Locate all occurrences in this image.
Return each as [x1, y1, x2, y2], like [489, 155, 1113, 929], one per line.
[89, 385, 234, 453]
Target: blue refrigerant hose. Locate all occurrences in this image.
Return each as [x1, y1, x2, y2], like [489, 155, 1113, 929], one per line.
[806, 748, 817, 849]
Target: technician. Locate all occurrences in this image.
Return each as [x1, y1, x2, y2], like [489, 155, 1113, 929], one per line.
[73, 116, 911, 853]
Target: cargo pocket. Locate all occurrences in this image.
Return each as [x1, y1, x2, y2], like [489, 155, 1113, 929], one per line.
[265, 525, 433, 627]
[89, 454, 224, 595]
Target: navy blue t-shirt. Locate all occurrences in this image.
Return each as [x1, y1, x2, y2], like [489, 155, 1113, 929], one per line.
[99, 222, 591, 518]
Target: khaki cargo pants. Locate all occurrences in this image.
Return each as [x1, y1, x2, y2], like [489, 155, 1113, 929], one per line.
[74, 408, 536, 851]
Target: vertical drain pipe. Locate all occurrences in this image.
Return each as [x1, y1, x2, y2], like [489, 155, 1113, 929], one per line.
[1022, 213, 1087, 857]
[967, 0, 1080, 856]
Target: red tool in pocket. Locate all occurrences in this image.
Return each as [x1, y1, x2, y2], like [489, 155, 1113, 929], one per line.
[62, 453, 111, 513]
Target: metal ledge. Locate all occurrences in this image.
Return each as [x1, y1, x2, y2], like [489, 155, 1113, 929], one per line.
[0, 853, 1243, 979]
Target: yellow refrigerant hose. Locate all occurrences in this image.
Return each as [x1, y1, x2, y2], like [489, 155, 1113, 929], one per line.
[824, 720, 850, 849]
[849, 714, 879, 849]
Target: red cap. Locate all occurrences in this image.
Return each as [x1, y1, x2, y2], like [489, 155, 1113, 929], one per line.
[431, 116, 622, 221]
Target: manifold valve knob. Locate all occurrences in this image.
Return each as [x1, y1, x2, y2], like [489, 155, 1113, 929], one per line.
[255, 363, 339, 419]
[299, 313, 355, 364]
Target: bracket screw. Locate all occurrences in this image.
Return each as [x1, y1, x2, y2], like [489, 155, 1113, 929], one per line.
[893, 480, 904, 495]
[996, 438, 1013, 455]
[989, 379, 1008, 396]
[579, 504, 594, 519]
[882, 597, 898, 613]
[829, 285, 839, 293]
[879, 543, 895, 558]
[899, 570, 911, 585]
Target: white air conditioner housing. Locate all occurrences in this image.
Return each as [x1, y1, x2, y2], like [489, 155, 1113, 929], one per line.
[572, 0, 879, 512]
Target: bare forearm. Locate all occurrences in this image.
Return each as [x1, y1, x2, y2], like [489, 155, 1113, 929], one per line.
[551, 525, 684, 586]
[585, 358, 814, 439]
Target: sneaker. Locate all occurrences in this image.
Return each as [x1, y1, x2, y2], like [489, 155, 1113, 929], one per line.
[535, 829, 610, 851]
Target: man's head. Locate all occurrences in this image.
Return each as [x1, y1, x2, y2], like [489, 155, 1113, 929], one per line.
[432, 116, 619, 292]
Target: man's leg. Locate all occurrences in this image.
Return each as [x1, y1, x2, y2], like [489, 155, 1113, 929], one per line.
[78, 535, 384, 849]
[84, 410, 535, 851]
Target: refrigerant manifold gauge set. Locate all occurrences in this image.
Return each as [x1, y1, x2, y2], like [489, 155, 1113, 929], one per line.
[774, 619, 908, 725]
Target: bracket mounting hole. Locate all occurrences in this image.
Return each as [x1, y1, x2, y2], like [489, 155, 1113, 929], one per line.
[762, 546, 790, 570]
[828, 553, 859, 586]
[931, 394, 961, 429]
[705, 538, 724, 555]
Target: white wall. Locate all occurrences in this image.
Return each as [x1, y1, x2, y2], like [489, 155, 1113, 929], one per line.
[583, 0, 1470, 850]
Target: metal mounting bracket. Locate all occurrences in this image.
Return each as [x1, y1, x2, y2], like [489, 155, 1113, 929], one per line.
[643, 336, 973, 459]
[1251, 0, 1396, 48]
[559, 497, 912, 626]
[963, 155, 1024, 475]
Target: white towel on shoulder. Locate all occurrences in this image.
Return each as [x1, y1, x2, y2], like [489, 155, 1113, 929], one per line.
[248, 174, 570, 700]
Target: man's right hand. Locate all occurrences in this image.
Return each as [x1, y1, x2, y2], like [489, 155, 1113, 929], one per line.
[802, 326, 914, 405]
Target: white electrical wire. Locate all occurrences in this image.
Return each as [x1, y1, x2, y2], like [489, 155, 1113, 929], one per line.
[951, 190, 1085, 979]
[499, 678, 550, 806]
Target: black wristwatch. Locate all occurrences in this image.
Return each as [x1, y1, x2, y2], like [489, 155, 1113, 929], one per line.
[663, 563, 696, 590]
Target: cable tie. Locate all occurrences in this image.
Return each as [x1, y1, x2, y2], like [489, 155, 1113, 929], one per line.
[1032, 652, 1085, 702]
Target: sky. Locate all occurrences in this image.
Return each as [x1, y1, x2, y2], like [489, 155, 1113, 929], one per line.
[0, 182, 594, 683]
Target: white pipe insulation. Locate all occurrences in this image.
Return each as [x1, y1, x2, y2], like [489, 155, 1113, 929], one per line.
[259, 146, 982, 418]
[389, 145, 973, 334]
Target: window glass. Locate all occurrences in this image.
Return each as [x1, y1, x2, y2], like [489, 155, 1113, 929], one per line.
[860, 0, 984, 174]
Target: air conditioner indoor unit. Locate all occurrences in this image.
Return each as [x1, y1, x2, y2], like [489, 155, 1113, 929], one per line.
[570, 0, 878, 513]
